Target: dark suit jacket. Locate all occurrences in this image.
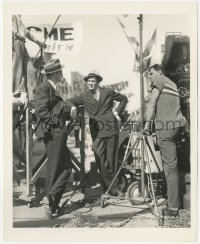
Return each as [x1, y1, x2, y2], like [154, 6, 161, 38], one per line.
[68, 87, 128, 139]
[34, 79, 72, 140]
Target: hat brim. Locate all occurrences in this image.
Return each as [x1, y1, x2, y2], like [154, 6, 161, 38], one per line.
[41, 64, 65, 74]
[84, 75, 103, 82]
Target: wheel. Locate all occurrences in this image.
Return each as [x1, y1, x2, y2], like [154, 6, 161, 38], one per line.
[127, 181, 149, 205]
[178, 87, 188, 97]
[118, 174, 128, 192]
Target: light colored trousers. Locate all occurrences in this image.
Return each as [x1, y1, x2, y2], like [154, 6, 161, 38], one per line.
[156, 127, 181, 209]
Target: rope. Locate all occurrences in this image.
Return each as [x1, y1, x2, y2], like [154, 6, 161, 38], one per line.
[98, 215, 134, 228]
[60, 164, 98, 209]
[58, 195, 102, 215]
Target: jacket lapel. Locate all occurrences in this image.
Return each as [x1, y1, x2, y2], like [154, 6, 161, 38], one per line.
[96, 87, 107, 113]
[87, 90, 98, 104]
[84, 90, 98, 114]
[47, 80, 63, 100]
[85, 88, 107, 115]
[53, 89, 61, 98]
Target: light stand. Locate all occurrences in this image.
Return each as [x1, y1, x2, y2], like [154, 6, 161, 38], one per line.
[138, 14, 145, 196]
[100, 14, 163, 226]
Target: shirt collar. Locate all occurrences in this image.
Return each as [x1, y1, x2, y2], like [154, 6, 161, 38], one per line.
[48, 79, 56, 90]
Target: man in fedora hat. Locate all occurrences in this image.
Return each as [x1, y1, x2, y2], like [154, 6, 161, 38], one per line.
[67, 71, 128, 197]
[34, 59, 76, 218]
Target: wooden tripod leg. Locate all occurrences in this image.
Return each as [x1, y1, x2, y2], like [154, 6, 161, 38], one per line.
[144, 136, 166, 187]
[26, 106, 33, 197]
[105, 135, 140, 195]
[143, 135, 163, 226]
[123, 129, 134, 161]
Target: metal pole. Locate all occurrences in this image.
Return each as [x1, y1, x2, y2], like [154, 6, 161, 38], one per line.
[138, 14, 145, 195]
[80, 108, 85, 192]
[26, 105, 30, 196]
[32, 15, 61, 65]
[138, 14, 144, 130]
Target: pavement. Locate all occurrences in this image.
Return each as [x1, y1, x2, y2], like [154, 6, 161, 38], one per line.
[13, 135, 189, 228]
[13, 179, 166, 228]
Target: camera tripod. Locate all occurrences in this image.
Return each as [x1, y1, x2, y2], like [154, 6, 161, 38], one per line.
[101, 130, 165, 226]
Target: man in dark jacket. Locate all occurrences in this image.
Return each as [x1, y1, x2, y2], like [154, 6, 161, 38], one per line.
[68, 71, 128, 196]
[34, 59, 76, 218]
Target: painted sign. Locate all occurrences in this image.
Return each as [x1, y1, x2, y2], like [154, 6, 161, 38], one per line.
[26, 23, 83, 56]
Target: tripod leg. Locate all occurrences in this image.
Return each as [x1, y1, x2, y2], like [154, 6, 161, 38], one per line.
[144, 136, 166, 187]
[123, 129, 134, 161]
[140, 137, 145, 197]
[144, 136, 163, 227]
[104, 135, 140, 195]
[148, 171, 163, 226]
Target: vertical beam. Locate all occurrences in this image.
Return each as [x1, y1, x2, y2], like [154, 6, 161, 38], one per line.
[138, 14, 145, 195]
[139, 14, 144, 126]
[80, 108, 85, 190]
[26, 106, 33, 197]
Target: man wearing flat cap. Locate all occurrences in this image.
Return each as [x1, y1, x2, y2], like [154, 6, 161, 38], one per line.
[34, 59, 76, 218]
[67, 71, 128, 197]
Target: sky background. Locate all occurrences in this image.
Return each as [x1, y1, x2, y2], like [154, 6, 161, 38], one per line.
[23, 14, 191, 83]
[22, 14, 191, 110]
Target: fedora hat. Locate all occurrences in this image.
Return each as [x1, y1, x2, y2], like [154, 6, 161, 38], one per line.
[41, 59, 64, 74]
[84, 70, 103, 82]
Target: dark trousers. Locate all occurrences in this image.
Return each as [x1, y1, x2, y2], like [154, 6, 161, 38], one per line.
[92, 134, 120, 194]
[156, 128, 181, 209]
[44, 128, 72, 205]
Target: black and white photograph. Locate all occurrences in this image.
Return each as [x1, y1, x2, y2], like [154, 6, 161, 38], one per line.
[3, 1, 198, 242]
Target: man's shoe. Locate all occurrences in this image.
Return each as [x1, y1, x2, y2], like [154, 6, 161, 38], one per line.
[162, 207, 179, 218]
[42, 194, 57, 219]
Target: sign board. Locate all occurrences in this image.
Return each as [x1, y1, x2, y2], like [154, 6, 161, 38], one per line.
[26, 23, 83, 56]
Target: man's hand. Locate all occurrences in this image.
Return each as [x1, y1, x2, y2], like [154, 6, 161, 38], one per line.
[30, 108, 36, 114]
[19, 92, 28, 104]
[33, 56, 45, 69]
[37, 41, 47, 49]
[143, 121, 152, 135]
[13, 89, 23, 96]
[143, 129, 151, 136]
[13, 90, 28, 105]
[70, 106, 77, 121]
[113, 111, 121, 123]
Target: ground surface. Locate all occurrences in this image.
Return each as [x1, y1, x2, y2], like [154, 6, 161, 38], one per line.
[53, 208, 191, 228]
[13, 135, 191, 229]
